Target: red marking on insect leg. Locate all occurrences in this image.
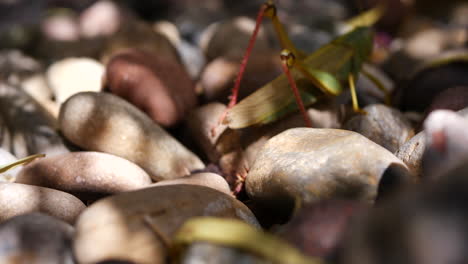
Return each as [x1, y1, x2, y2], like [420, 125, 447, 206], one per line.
[280, 58, 313, 127]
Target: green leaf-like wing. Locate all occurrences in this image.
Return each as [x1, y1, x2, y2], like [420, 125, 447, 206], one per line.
[225, 14, 376, 128]
[225, 69, 320, 129]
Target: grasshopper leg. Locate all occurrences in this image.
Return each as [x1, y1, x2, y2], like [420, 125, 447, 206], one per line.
[348, 73, 367, 114]
[212, 1, 311, 136]
[210, 2, 272, 137]
[280, 50, 313, 127]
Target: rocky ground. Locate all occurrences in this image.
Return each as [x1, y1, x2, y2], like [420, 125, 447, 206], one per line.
[0, 0, 468, 263]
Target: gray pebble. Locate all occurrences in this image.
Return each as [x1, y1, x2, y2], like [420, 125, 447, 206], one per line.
[0, 213, 74, 264]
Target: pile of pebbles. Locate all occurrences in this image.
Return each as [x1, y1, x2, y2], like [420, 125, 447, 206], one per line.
[0, 0, 468, 263]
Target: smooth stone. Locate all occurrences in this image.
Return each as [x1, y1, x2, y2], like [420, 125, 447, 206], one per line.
[20, 74, 59, 119]
[200, 17, 272, 62]
[79, 0, 121, 38]
[46, 57, 104, 104]
[153, 21, 205, 79]
[0, 50, 41, 81]
[74, 184, 258, 264]
[151, 172, 231, 195]
[403, 28, 466, 60]
[153, 20, 181, 47]
[246, 128, 410, 221]
[105, 48, 196, 127]
[181, 242, 269, 264]
[0, 82, 69, 158]
[0, 183, 85, 224]
[383, 29, 467, 82]
[16, 151, 152, 199]
[241, 101, 341, 167]
[199, 57, 238, 102]
[0, 213, 74, 264]
[396, 107, 468, 179]
[288, 24, 331, 54]
[59, 91, 204, 181]
[183, 103, 250, 187]
[101, 19, 180, 66]
[423, 86, 468, 119]
[355, 64, 394, 105]
[277, 200, 367, 258]
[395, 131, 425, 179]
[422, 110, 468, 179]
[185, 103, 240, 163]
[199, 55, 280, 104]
[177, 40, 206, 79]
[344, 104, 414, 153]
[0, 148, 20, 182]
[395, 50, 468, 112]
[339, 171, 468, 264]
[41, 12, 80, 42]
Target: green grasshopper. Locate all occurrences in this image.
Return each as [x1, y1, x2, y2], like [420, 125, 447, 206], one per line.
[215, 1, 387, 131]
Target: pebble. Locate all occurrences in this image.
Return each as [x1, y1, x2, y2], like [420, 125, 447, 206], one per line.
[339, 170, 468, 264]
[396, 107, 468, 179]
[0, 183, 85, 224]
[245, 128, 410, 222]
[422, 110, 468, 179]
[0, 82, 69, 158]
[177, 40, 206, 79]
[183, 103, 250, 187]
[0, 148, 20, 182]
[199, 55, 280, 104]
[0, 213, 74, 264]
[0, 50, 41, 82]
[344, 104, 414, 153]
[101, 19, 180, 65]
[151, 172, 231, 195]
[355, 64, 395, 105]
[74, 184, 258, 264]
[20, 74, 59, 119]
[41, 11, 80, 42]
[383, 29, 467, 82]
[241, 101, 341, 166]
[105, 48, 196, 127]
[16, 151, 152, 199]
[46, 57, 104, 104]
[395, 131, 425, 179]
[153, 20, 206, 79]
[278, 200, 367, 258]
[396, 50, 468, 112]
[185, 103, 241, 163]
[59, 91, 204, 181]
[200, 17, 272, 62]
[403, 28, 467, 61]
[423, 86, 468, 118]
[199, 58, 239, 102]
[180, 242, 268, 264]
[79, 0, 121, 38]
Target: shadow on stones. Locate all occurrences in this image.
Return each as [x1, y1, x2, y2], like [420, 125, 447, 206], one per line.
[0, 83, 66, 158]
[376, 162, 413, 202]
[96, 261, 136, 264]
[73, 92, 167, 179]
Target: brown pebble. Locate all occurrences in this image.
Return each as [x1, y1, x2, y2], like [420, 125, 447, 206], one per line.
[105, 48, 196, 127]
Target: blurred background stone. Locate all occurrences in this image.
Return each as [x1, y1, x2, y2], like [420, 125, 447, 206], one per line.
[0, 213, 74, 264]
